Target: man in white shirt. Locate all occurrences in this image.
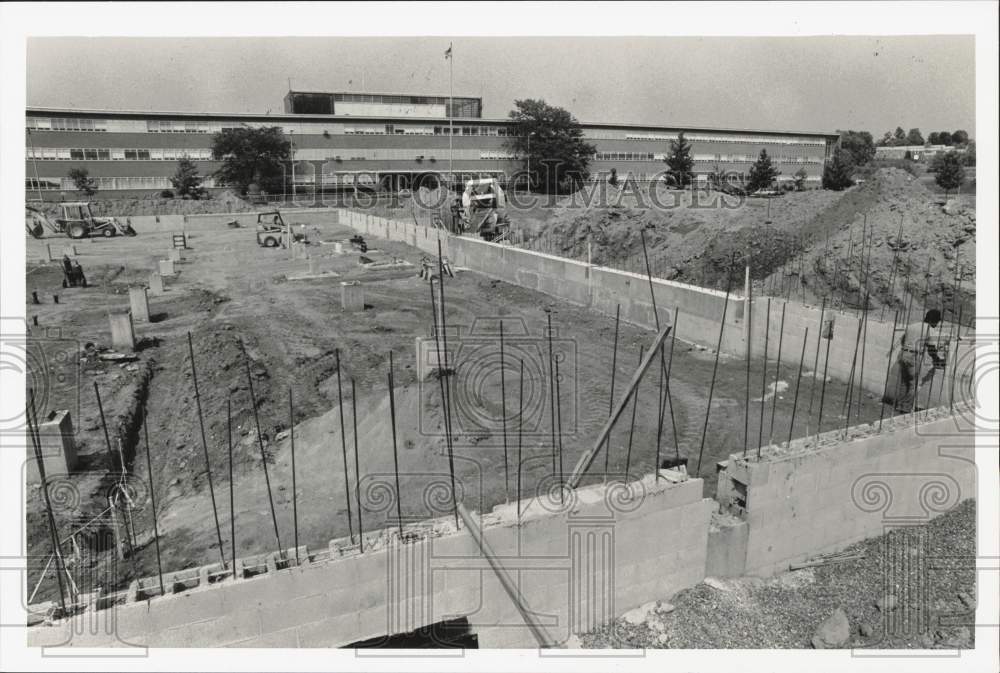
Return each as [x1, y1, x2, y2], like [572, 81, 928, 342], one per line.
[894, 309, 943, 412]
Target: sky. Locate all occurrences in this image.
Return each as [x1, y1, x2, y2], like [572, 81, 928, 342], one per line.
[26, 35, 976, 137]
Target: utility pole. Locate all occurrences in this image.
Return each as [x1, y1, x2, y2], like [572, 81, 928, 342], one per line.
[446, 42, 454, 192]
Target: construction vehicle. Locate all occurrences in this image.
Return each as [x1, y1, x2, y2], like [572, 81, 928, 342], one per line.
[255, 210, 308, 248]
[25, 203, 136, 239]
[460, 178, 510, 242]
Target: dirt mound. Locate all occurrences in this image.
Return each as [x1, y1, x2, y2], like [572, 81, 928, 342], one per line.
[765, 168, 976, 316]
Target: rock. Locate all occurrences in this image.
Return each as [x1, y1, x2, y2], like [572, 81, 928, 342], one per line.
[875, 595, 899, 612]
[811, 608, 850, 648]
[859, 623, 874, 637]
[657, 601, 676, 615]
[919, 633, 936, 648]
[621, 601, 657, 625]
[704, 577, 730, 592]
[957, 591, 975, 610]
[656, 632, 669, 645]
[275, 430, 290, 441]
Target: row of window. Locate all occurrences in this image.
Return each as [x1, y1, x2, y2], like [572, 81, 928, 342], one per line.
[292, 148, 519, 161]
[592, 151, 824, 164]
[26, 176, 219, 191]
[595, 152, 660, 161]
[623, 132, 827, 147]
[27, 147, 215, 161]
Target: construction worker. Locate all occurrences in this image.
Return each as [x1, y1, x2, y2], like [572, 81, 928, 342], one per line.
[893, 309, 944, 412]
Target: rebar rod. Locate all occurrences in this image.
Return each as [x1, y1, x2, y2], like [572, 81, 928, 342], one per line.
[436, 241, 459, 528]
[757, 297, 771, 457]
[499, 320, 509, 501]
[624, 346, 642, 481]
[288, 388, 299, 565]
[517, 359, 524, 522]
[334, 349, 355, 543]
[805, 297, 827, 435]
[388, 352, 404, 539]
[188, 332, 227, 568]
[787, 328, 809, 447]
[546, 310, 557, 476]
[27, 390, 67, 615]
[227, 399, 236, 580]
[554, 353, 565, 497]
[241, 339, 282, 554]
[743, 259, 753, 458]
[877, 310, 901, 431]
[143, 406, 166, 593]
[603, 304, 621, 481]
[815, 326, 834, 442]
[351, 378, 364, 552]
[767, 302, 787, 447]
[665, 307, 681, 463]
[428, 278, 459, 529]
[696, 255, 736, 475]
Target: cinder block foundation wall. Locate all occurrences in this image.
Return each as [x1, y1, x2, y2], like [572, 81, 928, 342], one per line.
[716, 404, 977, 577]
[28, 474, 712, 649]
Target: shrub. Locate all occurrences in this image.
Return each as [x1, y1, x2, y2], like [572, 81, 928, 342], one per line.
[160, 189, 175, 198]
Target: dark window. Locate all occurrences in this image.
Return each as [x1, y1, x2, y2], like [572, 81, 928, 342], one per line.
[70, 149, 84, 160]
[124, 149, 138, 160]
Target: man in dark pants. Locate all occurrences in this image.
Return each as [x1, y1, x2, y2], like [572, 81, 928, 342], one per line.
[894, 309, 944, 412]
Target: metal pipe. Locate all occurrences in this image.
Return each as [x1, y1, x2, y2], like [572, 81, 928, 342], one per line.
[499, 320, 509, 501]
[456, 504, 556, 648]
[696, 255, 736, 475]
[603, 304, 621, 481]
[786, 328, 809, 447]
[388, 352, 404, 539]
[351, 378, 364, 552]
[565, 323, 673, 490]
[187, 332, 227, 568]
[767, 302, 787, 447]
[334, 349, 355, 543]
[289, 388, 299, 565]
[241, 339, 282, 554]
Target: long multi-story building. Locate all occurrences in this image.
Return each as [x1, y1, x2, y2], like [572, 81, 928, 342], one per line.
[25, 90, 838, 198]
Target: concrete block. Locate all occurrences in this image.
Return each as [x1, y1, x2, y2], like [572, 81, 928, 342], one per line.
[334, 242, 344, 254]
[148, 272, 164, 295]
[340, 281, 364, 311]
[25, 410, 76, 483]
[128, 286, 150, 322]
[158, 259, 175, 276]
[108, 310, 136, 351]
[168, 248, 183, 262]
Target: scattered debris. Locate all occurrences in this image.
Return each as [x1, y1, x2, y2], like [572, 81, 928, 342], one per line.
[811, 608, 850, 648]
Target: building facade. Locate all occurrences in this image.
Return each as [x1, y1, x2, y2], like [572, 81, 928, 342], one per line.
[25, 91, 838, 198]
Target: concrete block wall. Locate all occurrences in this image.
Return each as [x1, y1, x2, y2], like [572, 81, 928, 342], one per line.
[27, 473, 713, 648]
[719, 404, 977, 577]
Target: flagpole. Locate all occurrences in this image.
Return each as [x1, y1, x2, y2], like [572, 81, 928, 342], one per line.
[448, 42, 454, 192]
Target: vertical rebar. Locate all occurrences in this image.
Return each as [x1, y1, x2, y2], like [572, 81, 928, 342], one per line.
[388, 352, 404, 540]
[767, 302, 787, 447]
[188, 332, 227, 568]
[603, 304, 621, 481]
[142, 406, 166, 593]
[665, 307, 681, 463]
[743, 259, 753, 458]
[499, 320, 509, 501]
[545, 309, 557, 478]
[27, 390, 67, 615]
[815, 325, 834, 442]
[429, 278, 459, 529]
[227, 399, 236, 580]
[624, 345, 643, 481]
[334, 349, 355, 543]
[878, 310, 901, 431]
[351, 378, 364, 552]
[786, 328, 809, 447]
[241, 339, 282, 554]
[696, 254, 735, 475]
[288, 388, 299, 565]
[841, 294, 867, 435]
[93, 382, 118, 472]
[436, 241, 459, 529]
[554, 353, 565, 497]
[757, 297, 771, 456]
[517, 359, 524, 523]
[805, 297, 827, 435]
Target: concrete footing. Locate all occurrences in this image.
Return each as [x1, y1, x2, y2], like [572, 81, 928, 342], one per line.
[108, 310, 136, 351]
[340, 281, 364, 311]
[168, 248, 183, 262]
[129, 286, 150, 322]
[148, 272, 164, 295]
[26, 410, 76, 483]
[158, 259, 175, 276]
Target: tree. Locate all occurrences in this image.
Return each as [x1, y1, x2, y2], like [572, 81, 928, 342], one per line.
[927, 132, 940, 145]
[504, 99, 596, 193]
[793, 167, 808, 191]
[951, 129, 969, 146]
[934, 151, 966, 196]
[905, 128, 924, 146]
[170, 156, 206, 200]
[211, 126, 291, 195]
[878, 131, 893, 146]
[838, 130, 876, 166]
[747, 149, 780, 192]
[962, 141, 976, 166]
[893, 127, 907, 145]
[67, 168, 97, 197]
[822, 148, 855, 191]
[663, 131, 695, 187]
[937, 131, 953, 146]
[608, 167, 619, 187]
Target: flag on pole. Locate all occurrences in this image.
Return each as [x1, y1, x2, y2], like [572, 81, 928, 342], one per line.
[444, 44, 452, 59]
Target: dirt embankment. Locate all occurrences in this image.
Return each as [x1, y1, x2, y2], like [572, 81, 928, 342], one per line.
[37, 190, 256, 218]
[764, 168, 976, 318]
